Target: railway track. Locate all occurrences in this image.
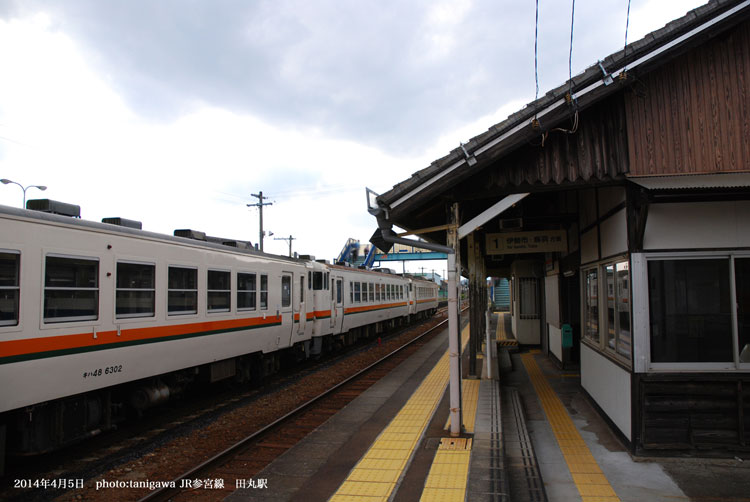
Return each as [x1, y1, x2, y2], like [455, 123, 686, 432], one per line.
[137, 313, 452, 502]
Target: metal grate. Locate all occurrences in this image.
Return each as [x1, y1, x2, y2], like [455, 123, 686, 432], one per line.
[503, 387, 548, 502]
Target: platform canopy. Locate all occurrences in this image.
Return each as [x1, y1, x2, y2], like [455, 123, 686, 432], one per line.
[370, 0, 750, 275]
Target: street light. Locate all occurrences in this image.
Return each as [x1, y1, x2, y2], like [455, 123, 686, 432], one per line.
[0, 179, 47, 208]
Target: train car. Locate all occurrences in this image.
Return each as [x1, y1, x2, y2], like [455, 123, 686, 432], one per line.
[0, 204, 438, 462]
[410, 277, 440, 317]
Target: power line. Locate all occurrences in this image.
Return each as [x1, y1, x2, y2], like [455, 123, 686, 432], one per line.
[568, 0, 576, 104]
[534, 0, 539, 102]
[623, 0, 632, 74]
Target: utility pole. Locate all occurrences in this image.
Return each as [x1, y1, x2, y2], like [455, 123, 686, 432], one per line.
[247, 191, 273, 252]
[274, 235, 296, 257]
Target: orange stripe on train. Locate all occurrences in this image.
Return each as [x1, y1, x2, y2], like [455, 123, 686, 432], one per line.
[0, 316, 281, 358]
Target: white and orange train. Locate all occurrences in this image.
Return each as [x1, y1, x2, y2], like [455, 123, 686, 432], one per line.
[0, 203, 438, 459]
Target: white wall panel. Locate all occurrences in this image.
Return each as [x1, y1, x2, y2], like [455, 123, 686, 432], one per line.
[644, 201, 750, 250]
[581, 344, 632, 440]
[545, 274, 560, 328]
[600, 209, 627, 258]
[549, 324, 562, 361]
[580, 228, 599, 265]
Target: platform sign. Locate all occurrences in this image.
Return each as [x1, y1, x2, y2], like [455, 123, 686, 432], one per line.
[486, 230, 567, 255]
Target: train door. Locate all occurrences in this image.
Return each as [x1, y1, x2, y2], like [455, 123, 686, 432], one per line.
[280, 273, 294, 341]
[297, 273, 306, 335]
[331, 277, 344, 333]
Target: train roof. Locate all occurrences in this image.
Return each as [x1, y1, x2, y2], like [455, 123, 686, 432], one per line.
[0, 203, 306, 265]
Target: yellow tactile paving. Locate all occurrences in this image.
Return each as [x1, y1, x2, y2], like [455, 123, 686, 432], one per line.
[328, 325, 471, 502]
[495, 311, 518, 346]
[521, 353, 621, 502]
[419, 447, 472, 502]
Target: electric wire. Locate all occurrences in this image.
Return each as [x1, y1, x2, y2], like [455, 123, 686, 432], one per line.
[623, 0, 632, 75]
[534, 0, 539, 103]
[568, 0, 576, 103]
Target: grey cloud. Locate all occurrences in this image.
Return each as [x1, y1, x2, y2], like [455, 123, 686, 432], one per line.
[4, 0, 638, 154]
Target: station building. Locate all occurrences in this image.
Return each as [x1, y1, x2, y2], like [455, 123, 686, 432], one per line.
[370, 0, 750, 455]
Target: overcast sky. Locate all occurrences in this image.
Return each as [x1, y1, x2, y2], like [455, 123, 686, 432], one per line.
[0, 0, 705, 270]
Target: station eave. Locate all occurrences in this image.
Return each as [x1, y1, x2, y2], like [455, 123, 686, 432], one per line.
[377, 0, 749, 231]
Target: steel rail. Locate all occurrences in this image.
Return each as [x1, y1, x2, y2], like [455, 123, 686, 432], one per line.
[138, 311, 457, 502]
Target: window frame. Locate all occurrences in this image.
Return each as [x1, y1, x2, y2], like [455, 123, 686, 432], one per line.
[637, 251, 750, 372]
[207, 269, 231, 314]
[43, 253, 100, 324]
[167, 265, 198, 316]
[237, 272, 257, 312]
[260, 274, 269, 310]
[115, 260, 156, 320]
[0, 250, 21, 327]
[581, 256, 634, 367]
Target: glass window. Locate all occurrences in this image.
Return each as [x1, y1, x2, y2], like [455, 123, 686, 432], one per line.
[369, 283, 374, 302]
[260, 274, 268, 310]
[354, 282, 361, 302]
[583, 268, 599, 343]
[44, 256, 99, 322]
[313, 271, 323, 290]
[362, 282, 368, 302]
[237, 273, 256, 310]
[116, 262, 155, 318]
[301, 276, 305, 303]
[603, 261, 632, 358]
[208, 270, 230, 312]
[616, 262, 631, 357]
[605, 264, 616, 350]
[168, 266, 197, 315]
[336, 279, 342, 304]
[0, 252, 20, 326]
[737, 258, 750, 363]
[281, 275, 291, 308]
[350, 282, 354, 303]
[649, 259, 732, 363]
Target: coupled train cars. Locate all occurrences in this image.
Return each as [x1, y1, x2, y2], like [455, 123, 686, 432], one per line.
[0, 203, 439, 460]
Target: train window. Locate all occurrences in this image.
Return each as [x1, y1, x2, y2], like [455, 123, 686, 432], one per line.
[336, 279, 342, 304]
[116, 262, 155, 318]
[281, 275, 291, 308]
[44, 255, 99, 322]
[369, 283, 374, 302]
[237, 273, 256, 310]
[301, 276, 305, 303]
[313, 272, 323, 290]
[168, 266, 197, 315]
[207, 270, 231, 313]
[260, 274, 268, 310]
[354, 282, 361, 303]
[308, 272, 312, 289]
[362, 282, 368, 302]
[350, 282, 353, 303]
[0, 252, 20, 326]
[325, 273, 329, 289]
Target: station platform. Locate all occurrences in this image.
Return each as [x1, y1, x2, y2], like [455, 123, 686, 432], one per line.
[227, 313, 750, 502]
